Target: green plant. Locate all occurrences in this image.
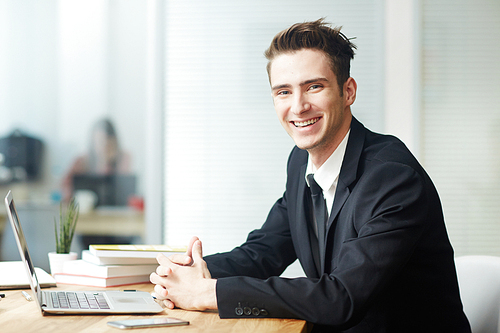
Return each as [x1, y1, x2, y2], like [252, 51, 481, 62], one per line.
[54, 198, 79, 254]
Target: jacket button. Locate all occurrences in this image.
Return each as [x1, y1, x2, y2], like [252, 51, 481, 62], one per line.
[260, 309, 269, 316]
[235, 305, 243, 316]
[243, 307, 252, 316]
[252, 307, 260, 316]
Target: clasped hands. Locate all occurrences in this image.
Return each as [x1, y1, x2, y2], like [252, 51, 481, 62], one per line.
[150, 236, 217, 311]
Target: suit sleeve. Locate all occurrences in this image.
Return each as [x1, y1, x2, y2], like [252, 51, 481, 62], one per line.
[208, 159, 434, 327]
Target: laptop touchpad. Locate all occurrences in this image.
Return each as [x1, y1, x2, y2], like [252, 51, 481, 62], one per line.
[112, 297, 147, 304]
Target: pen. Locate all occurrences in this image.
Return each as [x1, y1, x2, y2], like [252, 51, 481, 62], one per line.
[21, 291, 32, 301]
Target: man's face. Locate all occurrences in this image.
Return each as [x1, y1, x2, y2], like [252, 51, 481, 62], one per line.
[269, 49, 355, 163]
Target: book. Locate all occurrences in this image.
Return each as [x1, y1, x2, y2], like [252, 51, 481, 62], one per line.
[82, 250, 158, 266]
[0, 261, 56, 289]
[61, 260, 158, 278]
[89, 244, 187, 258]
[53, 273, 151, 288]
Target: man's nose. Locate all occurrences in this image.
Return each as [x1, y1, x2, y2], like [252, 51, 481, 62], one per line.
[290, 93, 311, 115]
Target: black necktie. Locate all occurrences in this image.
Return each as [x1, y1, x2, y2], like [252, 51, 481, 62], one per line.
[307, 174, 327, 268]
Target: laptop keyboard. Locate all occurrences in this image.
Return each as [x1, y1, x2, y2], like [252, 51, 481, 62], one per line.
[50, 292, 110, 309]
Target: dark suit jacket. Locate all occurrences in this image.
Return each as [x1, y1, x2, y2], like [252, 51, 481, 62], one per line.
[204, 117, 471, 332]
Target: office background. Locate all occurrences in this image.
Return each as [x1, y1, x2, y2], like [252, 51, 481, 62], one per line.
[0, 0, 499, 276]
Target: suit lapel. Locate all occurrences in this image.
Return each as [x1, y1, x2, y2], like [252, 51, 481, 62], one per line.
[328, 117, 365, 226]
[323, 117, 366, 272]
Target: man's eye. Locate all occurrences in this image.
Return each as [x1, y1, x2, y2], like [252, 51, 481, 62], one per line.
[309, 84, 322, 90]
[277, 90, 290, 95]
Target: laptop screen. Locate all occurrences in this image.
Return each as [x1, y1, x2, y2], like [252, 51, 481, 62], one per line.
[4, 191, 42, 308]
[72, 174, 136, 206]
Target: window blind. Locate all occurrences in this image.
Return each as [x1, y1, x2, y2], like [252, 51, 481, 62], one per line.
[422, 0, 500, 255]
[162, 0, 385, 266]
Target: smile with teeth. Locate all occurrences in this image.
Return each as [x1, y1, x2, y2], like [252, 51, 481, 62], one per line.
[293, 117, 321, 128]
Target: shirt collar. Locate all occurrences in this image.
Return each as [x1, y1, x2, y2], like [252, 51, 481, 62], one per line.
[305, 129, 350, 192]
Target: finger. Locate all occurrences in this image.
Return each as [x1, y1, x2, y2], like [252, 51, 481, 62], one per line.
[153, 284, 168, 299]
[163, 299, 175, 309]
[150, 272, 164, 284]
[191, 240, 212, 279]
[156, 254, 178, 275]
[192, 240, 203, 263]
[156, 253, 171, 265]
[186, 236, 200, 258]
[155, 265, 172, 277]
[168, 253, 192, 266]
[150, 273, 165, 289]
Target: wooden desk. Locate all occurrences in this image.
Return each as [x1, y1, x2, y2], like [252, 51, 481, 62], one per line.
[0, 283, 308, 333]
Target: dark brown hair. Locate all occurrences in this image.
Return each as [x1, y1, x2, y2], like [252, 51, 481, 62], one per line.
[264, 18, 356, 89]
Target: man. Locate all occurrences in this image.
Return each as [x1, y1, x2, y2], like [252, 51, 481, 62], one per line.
[150, 19, 471, 332]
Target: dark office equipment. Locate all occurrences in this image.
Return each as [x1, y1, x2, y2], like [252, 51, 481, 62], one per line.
[0, 130, 43, 182]
[72, 174, 136, 206]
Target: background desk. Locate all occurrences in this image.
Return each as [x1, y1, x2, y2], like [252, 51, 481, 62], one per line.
[0, 283, 308, 333]
[76, 208, 144, 239]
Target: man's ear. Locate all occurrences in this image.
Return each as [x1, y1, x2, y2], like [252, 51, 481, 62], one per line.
[344, 77, 357, 106]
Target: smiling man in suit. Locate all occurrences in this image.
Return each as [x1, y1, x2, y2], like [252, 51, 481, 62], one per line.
[150, 19, 471, 332]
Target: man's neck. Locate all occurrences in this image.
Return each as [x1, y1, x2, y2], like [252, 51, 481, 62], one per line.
[309, 114, 352, 169]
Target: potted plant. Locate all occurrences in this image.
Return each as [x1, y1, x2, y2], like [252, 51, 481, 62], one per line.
[48, 198, 79, 275]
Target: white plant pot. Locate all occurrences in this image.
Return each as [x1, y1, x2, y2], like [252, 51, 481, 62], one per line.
[48, 252, 77, 275]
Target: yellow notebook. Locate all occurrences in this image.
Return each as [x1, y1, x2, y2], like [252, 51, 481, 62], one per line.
[88, 244, 187, 258]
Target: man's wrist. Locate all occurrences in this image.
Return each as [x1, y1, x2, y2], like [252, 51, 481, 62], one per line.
[206, 278, 218, 310]
[193, 278, 218, 311]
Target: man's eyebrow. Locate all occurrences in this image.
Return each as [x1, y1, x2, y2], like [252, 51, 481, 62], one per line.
[300, 77, 329, 86]
[271, 77, 329, 91]
[271, 83, 291, 91]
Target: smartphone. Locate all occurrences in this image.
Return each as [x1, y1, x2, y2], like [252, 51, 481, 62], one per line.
[107, 317, 189, 329]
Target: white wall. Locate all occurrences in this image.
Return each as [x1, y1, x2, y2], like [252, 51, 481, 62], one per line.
[384, 0, 420, 157]
[421, 0, 500, 256]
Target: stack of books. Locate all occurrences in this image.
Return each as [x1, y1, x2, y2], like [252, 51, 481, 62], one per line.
[53, 245, 187, 288]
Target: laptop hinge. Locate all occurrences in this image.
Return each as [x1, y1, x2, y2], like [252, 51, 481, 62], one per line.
[41, 291, 48, 307]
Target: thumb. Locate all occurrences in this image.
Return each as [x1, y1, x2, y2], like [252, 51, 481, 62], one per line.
[192, 240, 204, 263]
[186, 236, 200, 258]
[192, 240, 212, 279]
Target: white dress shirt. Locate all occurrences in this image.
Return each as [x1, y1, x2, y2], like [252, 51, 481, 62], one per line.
[305, 130, 350, 218]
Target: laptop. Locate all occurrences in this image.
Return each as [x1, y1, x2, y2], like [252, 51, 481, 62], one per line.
[4, 190, 164, 315]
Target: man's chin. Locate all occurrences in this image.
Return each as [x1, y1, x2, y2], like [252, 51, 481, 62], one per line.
[294, 141, 319, 152]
